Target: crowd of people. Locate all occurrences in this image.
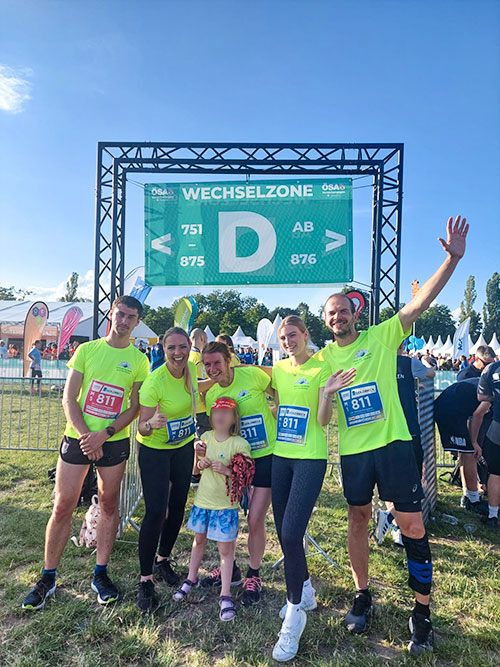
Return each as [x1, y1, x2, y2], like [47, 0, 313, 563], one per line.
[19, 216, 500, 661]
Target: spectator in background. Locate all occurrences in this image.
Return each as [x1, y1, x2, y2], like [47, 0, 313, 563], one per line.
[145, 346, 151, 362]
[216, 334, 240, 367]
[137, 342, 146, 354]
[0, 340, 8, 359]
[150, 334, 165, 372]
[459, 355, 468, 371]
[422, 350, 438, 369]
[240, 346, 254, 365]
[457, 346, 496, 381]
[8, 344, 19, 358]
[28, 339, 43, 392]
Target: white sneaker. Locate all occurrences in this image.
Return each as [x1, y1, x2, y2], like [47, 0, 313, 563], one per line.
[392, 526, 404, 546]
[279, 585, 317, 619]
[272, 610, 307, 662]
[375, 510, 393, 545]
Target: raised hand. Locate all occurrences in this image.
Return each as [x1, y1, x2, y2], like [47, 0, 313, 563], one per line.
[325, 368, 357, 397]
[437, 215, 468, 260]
[149, 403, 168, 429]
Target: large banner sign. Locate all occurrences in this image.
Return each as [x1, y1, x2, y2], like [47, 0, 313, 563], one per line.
[144, 178, 353, 286]
[58, 306, 83, 354]
[23, 302, 49, 376]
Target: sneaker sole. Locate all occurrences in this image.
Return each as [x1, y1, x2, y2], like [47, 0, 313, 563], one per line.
[91, 582, 119, 605]
[272, 612, 307, 661]
[22, 584, 56, 610]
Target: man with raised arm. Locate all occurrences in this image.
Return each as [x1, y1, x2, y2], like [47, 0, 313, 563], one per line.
[22, 295, 149, 611]
[317, 216, 468, 655]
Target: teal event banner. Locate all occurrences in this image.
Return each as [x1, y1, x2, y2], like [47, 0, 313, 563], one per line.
[144, 178, 353, 287]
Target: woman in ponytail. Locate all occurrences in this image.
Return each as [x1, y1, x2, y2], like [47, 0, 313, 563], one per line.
[135, 327, 199, 613]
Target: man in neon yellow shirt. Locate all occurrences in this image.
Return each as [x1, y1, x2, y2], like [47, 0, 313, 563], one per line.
[22, 296, 149, 612]
[317, 216, 469, 655]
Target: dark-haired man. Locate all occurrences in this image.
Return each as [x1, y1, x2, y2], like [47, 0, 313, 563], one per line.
[317, 216, 469, 654]
[22, 296, 149, 611]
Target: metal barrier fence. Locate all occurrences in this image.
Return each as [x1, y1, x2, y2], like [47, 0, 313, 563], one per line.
[0, 358, 70, 379]
[417, 377, 437, 522]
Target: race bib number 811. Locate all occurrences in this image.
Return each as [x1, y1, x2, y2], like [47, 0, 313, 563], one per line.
[338, 381, 385, 428]
[83, 380, 125, 420]
[277, 405, 310, 445]
[166, 416, 196, 444]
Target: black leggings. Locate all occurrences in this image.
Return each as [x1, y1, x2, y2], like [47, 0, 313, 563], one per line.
[138, 440, 194, 576]
[272, 455, 327, 604]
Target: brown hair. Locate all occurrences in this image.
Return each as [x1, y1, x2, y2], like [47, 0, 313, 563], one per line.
[202, 340, 231, 362]
[278, 315, 312, 357]
[324, 293, 356, 314]
[209, 395, 241, 436]
[112, 294, 143, 318]
[163, 327, 196, 416]
[216, 334, 235, 353]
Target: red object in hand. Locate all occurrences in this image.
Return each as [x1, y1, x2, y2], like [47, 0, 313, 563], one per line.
[225, 452, 255, 504]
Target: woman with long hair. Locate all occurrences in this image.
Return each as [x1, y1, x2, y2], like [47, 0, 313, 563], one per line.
[135, 327, 198, 613]
[271, 315, 355, 661]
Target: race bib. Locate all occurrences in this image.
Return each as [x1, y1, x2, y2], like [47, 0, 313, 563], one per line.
[166, 415, 195, 444]
[83, 380, 125, 420]
[338, 381, 385, 428]
[277, 405, 310, 445]
[241, 414, 268, 452]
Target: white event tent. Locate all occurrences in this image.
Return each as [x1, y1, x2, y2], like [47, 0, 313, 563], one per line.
[231, 326, 257, 349]
[489, 333, 500, 355]
[204, 325, 215, 342]
[471, 333, 488, 354]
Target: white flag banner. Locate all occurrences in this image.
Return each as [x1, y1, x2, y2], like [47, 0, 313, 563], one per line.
[257, 318, 274, 365]
[453, 317, 470, 360]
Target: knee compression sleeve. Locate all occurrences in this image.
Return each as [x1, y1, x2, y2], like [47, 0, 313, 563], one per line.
[401, 533, 433, 595]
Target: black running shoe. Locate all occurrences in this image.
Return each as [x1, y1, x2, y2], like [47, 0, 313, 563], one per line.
[137, 580, 159, 613]
[153, 558, 180, 586]
[461, 497, 488, 516]
[343, 591, 373, 634]
[91, 571, 119, 605]
[22, 574, 56, 610]
[201, 563, 242, 588]
[241, 575, 262, 607]
[408, 611, 434, 655]
[481, 515, 498, 529]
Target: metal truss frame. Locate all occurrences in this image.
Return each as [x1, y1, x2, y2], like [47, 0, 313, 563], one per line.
[93, 142, 404, 338]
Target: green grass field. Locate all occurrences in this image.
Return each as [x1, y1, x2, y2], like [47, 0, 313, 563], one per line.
[1, 445, 499, 667]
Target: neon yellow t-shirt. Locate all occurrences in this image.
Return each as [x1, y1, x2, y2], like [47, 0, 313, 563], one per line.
[315, 314, 411, 456]
[64, 338, 149, 441]
[189, 348, 207, 414]
[271, 356, 331, 460]
[137, 361, 198, 450]
[205, 366, 275, 459]
[194, 431, 251, 510]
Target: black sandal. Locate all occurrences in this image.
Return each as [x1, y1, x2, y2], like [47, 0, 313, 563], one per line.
[173, 578, 198, 601]
[219, 595, 236, 621]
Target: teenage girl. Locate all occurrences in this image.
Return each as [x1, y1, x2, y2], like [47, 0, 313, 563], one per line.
[135, 327, 198, 613]
[173, 397, 251, 621]
[271, 315, 356, 662]
[216, 334, 240, 367]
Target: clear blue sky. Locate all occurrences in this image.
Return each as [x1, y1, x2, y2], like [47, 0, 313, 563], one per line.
[1, 0, 498, 319]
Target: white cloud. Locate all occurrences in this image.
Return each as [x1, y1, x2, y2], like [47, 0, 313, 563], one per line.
[25, 270, 99, 302]
[0, 65, 32, 113]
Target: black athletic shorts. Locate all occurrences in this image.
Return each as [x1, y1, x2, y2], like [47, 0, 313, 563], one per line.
[195, 411, 211, 437]
[340, 439, 424, 512]
[435, 415, 474, 453]
[412, 434, 423, 478]
[59, 435, 130, 467]
[252, 453, 272, 488]
[482, 436, 500, 476]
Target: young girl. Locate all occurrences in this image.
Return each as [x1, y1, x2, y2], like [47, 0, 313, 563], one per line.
[173, 397, 252, 621]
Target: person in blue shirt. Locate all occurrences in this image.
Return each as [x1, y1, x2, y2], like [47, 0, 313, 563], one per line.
[149, 335, 165, 372]
[28, 339, 43, 391]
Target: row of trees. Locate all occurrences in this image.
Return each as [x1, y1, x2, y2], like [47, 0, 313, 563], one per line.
[459, 272, 500, 340]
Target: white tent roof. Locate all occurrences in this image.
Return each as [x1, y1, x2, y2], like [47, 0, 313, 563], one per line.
[436, 335, 453, 356]
[471, 333, 488, 354]
[204, 325, 215, 342]
[489, 333, 500, 355]
[431, 336, 443, 352]
[0, 300, 157, 340]
[231, 326, 257, 348]
[424, 336, 434, 352]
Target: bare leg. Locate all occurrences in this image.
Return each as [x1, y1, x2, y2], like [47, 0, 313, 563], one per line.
[44, 458, 89, 570]
[347, 504, 371, 589]
[95, 462, 126, 566]
[187, 532, 208, 582]
[393, 510, 430, 605]
[487, 474, 500, 508]
[219, 540, 236, 597]
[459, 453, 479, 494]
[247, 487, 271, 570]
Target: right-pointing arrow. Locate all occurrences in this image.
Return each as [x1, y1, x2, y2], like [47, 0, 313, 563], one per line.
[325, 229, 346, 253]
[151, 233, 172, 255]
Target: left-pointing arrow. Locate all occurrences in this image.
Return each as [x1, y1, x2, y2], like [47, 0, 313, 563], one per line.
[151, 233, 172, 255]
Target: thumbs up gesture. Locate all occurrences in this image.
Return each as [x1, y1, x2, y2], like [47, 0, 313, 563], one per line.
[149, 404, 168, 429]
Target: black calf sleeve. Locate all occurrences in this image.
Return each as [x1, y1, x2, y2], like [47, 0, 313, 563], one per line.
[401, 533, 433, 596]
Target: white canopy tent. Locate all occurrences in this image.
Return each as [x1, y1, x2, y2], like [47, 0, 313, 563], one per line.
[204, 325, 215, 342]
[436, 335, 453, 357]
[489, 333, 500, 356]
[431, 336, 443, 353]
[231, 326, 257, 349]
[471, 333, 488, 354]
[424, 336, 434, 353]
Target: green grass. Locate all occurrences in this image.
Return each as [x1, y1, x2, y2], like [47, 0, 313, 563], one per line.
[1, 448, 499, 667]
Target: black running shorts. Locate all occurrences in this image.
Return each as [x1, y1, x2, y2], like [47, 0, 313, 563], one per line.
[435, 415, 474, 453]
[59, 435, 130, 467]
[252, 453, 272, 488]
[482, 436, 500, 476]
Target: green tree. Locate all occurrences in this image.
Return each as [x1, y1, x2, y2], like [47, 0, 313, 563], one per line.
[60, 272, 84, 302]
[414, 304, 456, 340]
[0, 285, 33, 300]
[141, 305, 174, 335]
[459, 274, 482, 337]
[482, 271, 500, 341]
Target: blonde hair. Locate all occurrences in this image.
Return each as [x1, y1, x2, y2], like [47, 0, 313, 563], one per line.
[164, 326, 197, 417]
[278, 315, 312, 359]
[209, 396, 241, 436]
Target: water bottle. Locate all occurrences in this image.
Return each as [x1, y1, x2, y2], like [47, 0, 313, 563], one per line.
[441, 513, 459, 525]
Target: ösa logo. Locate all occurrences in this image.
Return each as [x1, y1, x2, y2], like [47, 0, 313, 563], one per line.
[151, 187, 175, 199]
[322, 183, 346, 192]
